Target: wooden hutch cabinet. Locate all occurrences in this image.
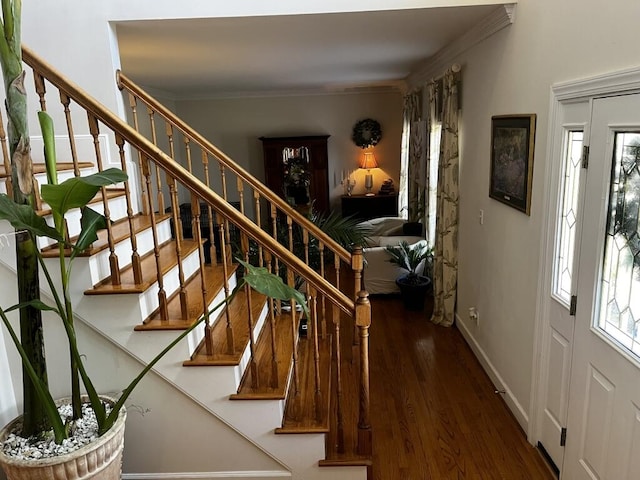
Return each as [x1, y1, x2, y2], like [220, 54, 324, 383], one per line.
[260, 135, 330, 214]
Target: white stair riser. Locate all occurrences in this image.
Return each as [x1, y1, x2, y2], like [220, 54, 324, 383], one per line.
[234, 303, 270, 390]
[185, 273, 238, 356]
[0, 165, 97, 195]
[87, 218, 172, 286]
[136, 247, 200, 320]
[37, 194, 129, 249]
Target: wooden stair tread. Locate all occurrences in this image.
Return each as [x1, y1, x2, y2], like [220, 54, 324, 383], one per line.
[41, 213, 171, 257]
[0, 162, 94, 179]
[184, 284, 266, 365]
[36, 188, 126, 216]
[276, 334, 332, 434]
[85, 238, 201, 294]
[134, 262, 232, 331]
[230, 311, 294, 400]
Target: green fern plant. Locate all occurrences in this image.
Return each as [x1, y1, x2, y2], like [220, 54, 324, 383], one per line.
[385, 240, 433, 285]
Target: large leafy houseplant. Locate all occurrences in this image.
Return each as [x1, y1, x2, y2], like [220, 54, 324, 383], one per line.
[385, 240, 433, 285]
[385, 240, 433, 311]
[0, 0, 308, 461]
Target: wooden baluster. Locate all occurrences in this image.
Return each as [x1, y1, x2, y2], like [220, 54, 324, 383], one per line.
[352, 246, 364, 348]
[33, 71, 47, 111]
[167, 174, 188, 319]
[254, 191, 263, 266]
[147, 107, 165, 214]
[165, 123, 183, 242]
[127, 93, 149, 215]
[287, 214, 300, 394]
[184, 137, 193, 172]
[265, 251, 279, 389]
[356, 290, 372, 457]
[142, 155, 169, 321]
[192, 195, 213, 355]
[242, 239, 260, 389]
[219, 163, 231, 249]
[25, 71, 45, 211]
[270, 204, 281, 313]
[0, 109, 12, 198]
[201, 151, 217, 265]
[237, 176, 245, 216]
[333, 301, 345, 454]
[59, 92, 81, 177]
[310, 287, 323, 422]
[217, 212, 234, 354]
[236, 183, 259, 386]
[319, 241, 327, 339]
[115, 133, 143, 284]
[333, 253, 345, 452]
[88, 114, 120, 285]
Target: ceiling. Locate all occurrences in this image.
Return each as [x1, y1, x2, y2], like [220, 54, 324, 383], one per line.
[116, 5, 501, 98]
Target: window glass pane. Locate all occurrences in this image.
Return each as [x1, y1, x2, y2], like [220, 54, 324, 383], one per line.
[554, 131, 584, 304]
[597, 132, 640, 358]
[427, 123, 441, 247]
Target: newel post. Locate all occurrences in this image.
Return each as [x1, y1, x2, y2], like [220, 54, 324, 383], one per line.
[355, 289, 372, 456]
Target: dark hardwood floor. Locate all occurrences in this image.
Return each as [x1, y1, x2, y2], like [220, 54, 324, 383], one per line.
[366, 295, 554, 479]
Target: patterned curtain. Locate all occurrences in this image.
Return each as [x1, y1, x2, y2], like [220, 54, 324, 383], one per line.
[431, 69, 460, 327]
[399, 91, 427, 222]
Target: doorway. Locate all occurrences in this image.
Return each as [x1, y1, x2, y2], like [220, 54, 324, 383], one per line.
[536, 69, 640, 480]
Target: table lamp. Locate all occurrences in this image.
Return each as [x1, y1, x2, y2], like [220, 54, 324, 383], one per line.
[359, 151, 378, 196]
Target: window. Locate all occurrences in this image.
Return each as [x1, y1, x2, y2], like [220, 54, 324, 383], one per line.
[553, 130, 584, 304]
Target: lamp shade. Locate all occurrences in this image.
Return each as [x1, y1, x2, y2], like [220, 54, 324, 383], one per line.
[359, 151, 378, 170]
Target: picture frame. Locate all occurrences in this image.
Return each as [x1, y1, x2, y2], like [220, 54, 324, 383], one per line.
[489, 114, 536, 215]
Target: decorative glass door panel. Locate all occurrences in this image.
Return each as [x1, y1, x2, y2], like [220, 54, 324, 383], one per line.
[598, 131, 640, 358]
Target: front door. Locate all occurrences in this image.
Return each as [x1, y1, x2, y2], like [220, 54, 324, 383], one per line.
[563, 93, 640, 479]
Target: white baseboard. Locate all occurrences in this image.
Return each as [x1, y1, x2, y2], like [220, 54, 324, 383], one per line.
[455, 314, 530, 433]
[123, 472, 291, 480]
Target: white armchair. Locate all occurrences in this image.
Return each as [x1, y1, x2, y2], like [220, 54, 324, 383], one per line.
[359, 217, 426, 295]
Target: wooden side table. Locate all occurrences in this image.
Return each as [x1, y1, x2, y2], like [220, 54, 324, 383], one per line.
[341, 194, 398, 221]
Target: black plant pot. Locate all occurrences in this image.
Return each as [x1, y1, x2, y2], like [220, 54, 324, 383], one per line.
[396, 274, 432, 311]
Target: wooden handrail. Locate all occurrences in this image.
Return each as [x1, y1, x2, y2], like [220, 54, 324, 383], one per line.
[115, 70, 351, 265]
[21, 45, 354, 315]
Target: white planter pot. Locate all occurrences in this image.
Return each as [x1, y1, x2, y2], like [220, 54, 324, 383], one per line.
[0, 398, 126, 480]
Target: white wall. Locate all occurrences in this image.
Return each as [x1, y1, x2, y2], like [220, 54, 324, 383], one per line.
[448, 0, 640, 432]
[176, 91, 403, 210]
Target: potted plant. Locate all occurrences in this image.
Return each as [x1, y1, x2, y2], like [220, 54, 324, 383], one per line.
[385, 240, 433, 311]
[0, 4, 308, 477]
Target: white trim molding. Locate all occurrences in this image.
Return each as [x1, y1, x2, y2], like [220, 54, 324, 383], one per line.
[552, 65, 640, 101]
[406, 3, 516, 88]
[455, 314, 529, 431]
[123, 471, 291, 480]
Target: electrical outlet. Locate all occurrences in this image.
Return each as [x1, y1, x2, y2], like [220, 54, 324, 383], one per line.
[468, 307, 479, 325]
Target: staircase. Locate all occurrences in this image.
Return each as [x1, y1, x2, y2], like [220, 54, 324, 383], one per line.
[0, 47, 372, 479]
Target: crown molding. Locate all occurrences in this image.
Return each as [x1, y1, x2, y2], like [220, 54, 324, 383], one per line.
[405, 3, 516, 89]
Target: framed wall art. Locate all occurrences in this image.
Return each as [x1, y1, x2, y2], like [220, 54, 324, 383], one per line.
[489, 114, 536, 215]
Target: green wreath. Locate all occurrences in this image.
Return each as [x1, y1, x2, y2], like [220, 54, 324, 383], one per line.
[351, 118, 382, 148]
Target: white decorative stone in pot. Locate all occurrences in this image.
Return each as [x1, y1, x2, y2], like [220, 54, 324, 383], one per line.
[0, 397, 126, 480]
